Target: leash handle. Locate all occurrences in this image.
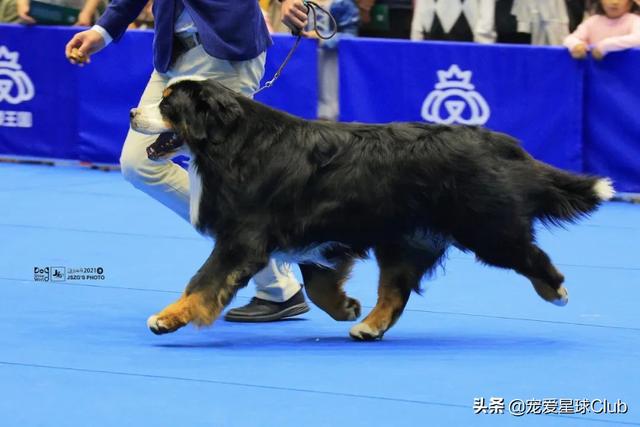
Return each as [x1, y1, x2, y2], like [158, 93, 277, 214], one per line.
[304, 1, 338, 40]
[254, 0, 337, 95]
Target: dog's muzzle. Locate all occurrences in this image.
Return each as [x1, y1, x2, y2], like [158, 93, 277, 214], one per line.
[128, 106, 184, 160]
[130, 107, 173, 135]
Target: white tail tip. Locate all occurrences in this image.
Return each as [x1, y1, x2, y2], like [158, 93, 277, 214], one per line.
[594, 178, 615, 201]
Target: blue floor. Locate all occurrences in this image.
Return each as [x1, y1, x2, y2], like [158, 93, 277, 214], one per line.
[0, 162, 638, 426]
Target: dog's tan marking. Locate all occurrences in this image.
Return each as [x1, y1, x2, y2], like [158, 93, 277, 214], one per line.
[148, 271, 246, 334]
[350, 280, 406, 340]
[350, 243, 440, 341]
[301, 260, 361, 321]
[162, 87, 172, 98]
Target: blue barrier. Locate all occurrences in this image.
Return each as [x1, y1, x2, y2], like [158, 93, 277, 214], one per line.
[584, 54, 640, 193]
[0, 24, 317, 164]
[1, 25, 79, 160]
[339, 39, 584, 172]
[0, 24, 639, 192]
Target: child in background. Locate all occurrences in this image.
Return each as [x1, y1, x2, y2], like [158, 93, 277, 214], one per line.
[564, 0, 640, 60]
[304, 0, 359, 121]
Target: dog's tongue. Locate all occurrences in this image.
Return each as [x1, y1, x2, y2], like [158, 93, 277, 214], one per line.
[146, 132, 183, 161]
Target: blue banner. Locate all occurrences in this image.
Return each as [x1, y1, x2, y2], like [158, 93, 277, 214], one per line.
[0, 25, 79, 160]
[0, 25, 317, 164]
[339, 39, 584, 172]
[76, 30, 154, 164]
[584, 52, 640, 193]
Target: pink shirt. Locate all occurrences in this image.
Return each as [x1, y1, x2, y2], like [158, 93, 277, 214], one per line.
[564, 13, 640, 54]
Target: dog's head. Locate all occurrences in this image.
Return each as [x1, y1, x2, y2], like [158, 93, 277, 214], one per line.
[130, 77, 244, 154]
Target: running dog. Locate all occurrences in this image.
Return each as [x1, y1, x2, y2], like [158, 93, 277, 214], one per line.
[130, 77, 614, 340]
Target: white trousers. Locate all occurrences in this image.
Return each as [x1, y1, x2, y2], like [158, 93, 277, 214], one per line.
[119, 45, 301, 302]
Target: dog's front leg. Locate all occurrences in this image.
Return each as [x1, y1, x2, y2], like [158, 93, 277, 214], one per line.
[147, 240, 267, 335]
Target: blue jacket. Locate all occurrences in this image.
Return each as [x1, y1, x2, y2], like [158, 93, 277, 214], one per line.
[97, 0, 272, 72]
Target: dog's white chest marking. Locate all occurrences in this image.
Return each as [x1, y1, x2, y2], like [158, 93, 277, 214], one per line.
[188, 162, 203, 227]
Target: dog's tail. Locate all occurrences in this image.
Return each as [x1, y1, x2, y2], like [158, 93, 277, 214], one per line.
[536, 165, 615, 225]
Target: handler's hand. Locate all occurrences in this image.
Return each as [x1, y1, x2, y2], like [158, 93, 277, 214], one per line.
[281, 0, 309, 34]
[65, 29, 106, 66]
[570, 43, 588, 59]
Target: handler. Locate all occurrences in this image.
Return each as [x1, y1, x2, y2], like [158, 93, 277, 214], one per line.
[65, 0, 311, 322]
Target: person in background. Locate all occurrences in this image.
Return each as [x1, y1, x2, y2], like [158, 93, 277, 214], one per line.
[564, 0, 640, 59]
[358, 0, 412, 39]
[0, 0, 18, 22]
[267, 0, 291, 33]
[16, 0, 105, 25]
[510, 0, 570, 45]
[411, 0, 478, 42]
[128, 0, 153, 30]
[75, 0, 104, 26]
[16, 0, 34, 23]
[565, 0, 588, 32]
[475, 1, 587, 44]
[304, 0, 359, 121]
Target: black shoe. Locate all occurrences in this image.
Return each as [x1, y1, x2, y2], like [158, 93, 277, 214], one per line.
[224, 289, 310, 322]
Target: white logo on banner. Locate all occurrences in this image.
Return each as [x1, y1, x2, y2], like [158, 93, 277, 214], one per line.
[421, 64, 490, 125]
[0, 46, 34, 128]
[0, 45, 35, 105]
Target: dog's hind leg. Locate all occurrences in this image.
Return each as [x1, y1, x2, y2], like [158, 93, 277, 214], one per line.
[464, 231, 568, 306]
[350, 242, 445, 341]
[147, 238, 268, 335]
[300, 257, 361, 321]
[522, 245, 568, 306]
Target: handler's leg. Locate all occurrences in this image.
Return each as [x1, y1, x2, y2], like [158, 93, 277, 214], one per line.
[120, 71, 191, 221]
[223, 260, 308, 322]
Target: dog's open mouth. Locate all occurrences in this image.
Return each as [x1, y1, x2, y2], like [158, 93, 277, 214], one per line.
[146, 132, 184, 161]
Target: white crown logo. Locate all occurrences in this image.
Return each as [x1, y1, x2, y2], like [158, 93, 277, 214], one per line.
[435, 65, 474, 90]
[0, 45, 35, 105]
[0, 46, 21, 70]
[421, 64, 490, 126]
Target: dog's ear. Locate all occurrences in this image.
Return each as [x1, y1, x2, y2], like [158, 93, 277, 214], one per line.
[199, 81, 244, 128]
[176, 103, 208, 142]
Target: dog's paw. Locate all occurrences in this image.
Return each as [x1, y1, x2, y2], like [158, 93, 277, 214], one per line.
[530, 278, 569, 307]
[349, 322, 383, 341]
[343, 297, 361, 321]
[332, 297, 361, 321]
[147, 314, 185, 335]
[550, 286, 569, 307]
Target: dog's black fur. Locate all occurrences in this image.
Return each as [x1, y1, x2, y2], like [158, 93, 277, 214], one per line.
[151, 78, 610, 339]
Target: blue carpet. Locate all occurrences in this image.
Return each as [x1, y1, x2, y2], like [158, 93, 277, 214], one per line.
[0, 163, 638, 426]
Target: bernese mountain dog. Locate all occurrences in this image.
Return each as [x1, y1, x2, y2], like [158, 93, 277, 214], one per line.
[130, 77, 614, 341]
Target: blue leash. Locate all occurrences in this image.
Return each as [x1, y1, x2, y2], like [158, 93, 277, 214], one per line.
[254, 1, 337, 95]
